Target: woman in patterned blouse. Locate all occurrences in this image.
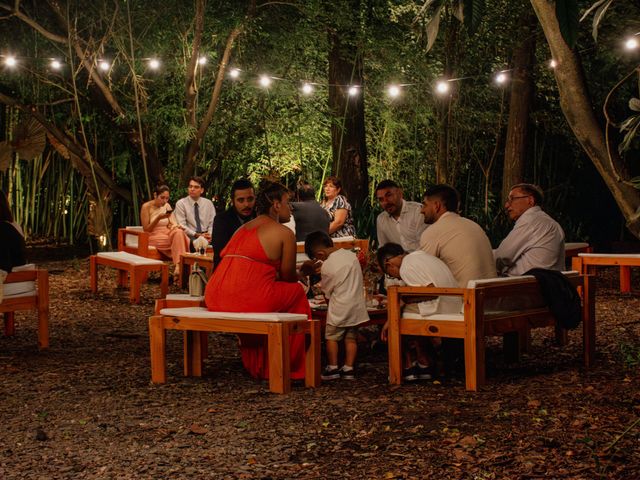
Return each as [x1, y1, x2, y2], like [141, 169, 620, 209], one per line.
[320, 176, 356, 238]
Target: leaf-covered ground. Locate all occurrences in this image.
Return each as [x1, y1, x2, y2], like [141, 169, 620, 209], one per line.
[1, 254, 639, 479]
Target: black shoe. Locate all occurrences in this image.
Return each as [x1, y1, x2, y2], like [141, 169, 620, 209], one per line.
[321, 366, 341, 381]
[340, 367, 355, 380]
[413, 363, 432, 380]
[403, 367, 417, 382]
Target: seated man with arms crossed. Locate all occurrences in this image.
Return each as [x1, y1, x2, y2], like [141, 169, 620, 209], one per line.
[494, 183, 565, 276]
[377, 242, 461, 381]
[212, 179, 256, 270]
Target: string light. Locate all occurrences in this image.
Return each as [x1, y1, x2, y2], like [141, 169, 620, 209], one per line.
[625, 36, 639, 50]
[435, 80, 450, 95]
[98, 60, 110, 71]
[387, 84, 400, 98]
[494, 71, 509, 85]
[259, 75, 272, 88]
[50, 59, 62, 70]
[5, 55, 17, 67]
[301, 82, 314, 95]
[229, 67, 240, 79]
[198, 56, 207, 65]
[148, 58, 161, 70]
[348, 85, 360, 96]
[549, 59, 557, 68]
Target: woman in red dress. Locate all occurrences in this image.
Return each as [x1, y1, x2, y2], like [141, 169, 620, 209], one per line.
[204, 181, 310, 380]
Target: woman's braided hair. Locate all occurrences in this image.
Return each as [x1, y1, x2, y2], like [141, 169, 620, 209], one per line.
[255, 180, 289, 215]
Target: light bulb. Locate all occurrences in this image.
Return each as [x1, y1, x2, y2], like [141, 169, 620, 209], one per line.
[435, 81, 450, 94]
[387, 85, 400, 98]
[50, 59, 62, 70]
[5, 56, 17, 67]
[148, 58, 160, 70]
[549, 59, 557, 68]
[494, 72, 508, 85]
[302, 83, 313, 95]
[99, 60, 110, 71]
[198, 56, 207, 65]
[625, 37, 639, 50]
[259, 75, 272, 88]
[348, 86, 359, 96]
[229, 68, 240, 79]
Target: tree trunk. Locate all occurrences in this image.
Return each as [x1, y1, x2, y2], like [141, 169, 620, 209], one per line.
[327, 30, 369, 208]
[502, 11, 537, 201]
[531, 0, 640, 238]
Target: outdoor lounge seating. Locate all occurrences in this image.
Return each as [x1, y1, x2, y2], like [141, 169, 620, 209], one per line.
[386, 272, 595, 391]
[90, 251, 168, 304]
[149, 304, 321, 394]
[1, 265, 49, 350]
[117, 226, 164, 260]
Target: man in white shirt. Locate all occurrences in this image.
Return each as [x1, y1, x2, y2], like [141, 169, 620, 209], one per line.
[494, 183, 565, 276]
[174, 176, 216, 248]
[377, 242, 460, 381]
[375, 180, 427, 252]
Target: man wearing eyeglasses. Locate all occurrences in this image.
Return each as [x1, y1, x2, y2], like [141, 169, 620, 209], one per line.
[494, 183, 565, 276]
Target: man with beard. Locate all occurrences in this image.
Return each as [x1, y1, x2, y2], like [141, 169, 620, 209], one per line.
[375, 179, 427, 252]
[419, 184, 496, 287]
[212, 179, 256, 269]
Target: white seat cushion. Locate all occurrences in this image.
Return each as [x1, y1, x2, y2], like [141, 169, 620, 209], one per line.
[123, 226, 157, 252]
[97, 251, 164, 265]
[165, 294, 204, 301]
[2, 263, 37, 298]
[579, 253, 640, 258]
[158, 307, 308, 322]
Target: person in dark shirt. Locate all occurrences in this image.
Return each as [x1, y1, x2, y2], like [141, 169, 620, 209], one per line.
[290, 182, 330, 242]
[212, 179, 256, 269]
[0, 190, 26, 273]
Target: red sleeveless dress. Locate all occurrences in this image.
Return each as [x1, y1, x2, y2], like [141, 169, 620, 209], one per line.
[204, 226, 309, 380]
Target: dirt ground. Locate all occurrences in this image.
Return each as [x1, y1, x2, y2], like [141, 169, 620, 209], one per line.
[1, 253, 639, 479]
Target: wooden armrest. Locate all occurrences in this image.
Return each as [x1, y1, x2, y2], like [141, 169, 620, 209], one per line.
[389, 286, 466, 296]
[5, 270, 38, 282]
[117, 228, 150, 253]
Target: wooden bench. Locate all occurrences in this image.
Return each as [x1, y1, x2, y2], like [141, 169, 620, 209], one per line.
[117, 227, 164, 260]
[90, 251, 168, 304]
[386, 272, 595, 391]
[572, 253, 640, 293]
[149, 305, 321, 394]
[1, 267, 49, 350]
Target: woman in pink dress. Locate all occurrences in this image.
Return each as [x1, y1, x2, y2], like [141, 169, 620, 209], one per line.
[140, 185, 189, 280]
[204, 181, 310, 380]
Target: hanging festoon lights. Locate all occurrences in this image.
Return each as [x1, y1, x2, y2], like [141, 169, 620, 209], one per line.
[387, 84, 401, 98]
[49, 59, 63, 70]
[228, 67, 241, 79]
[435, 79, 451, 95]
[98, 60, 110, 71]
[148, 58, 161, 70]
[548, 59, 558, 69]
[493, 70, 509, 86]
[348, 85, 360, 97]
[259, 74, 272, 88]
[301, 82, 314, 95]
[624, 34, 639, 50]
[198, 56, 208, 65]
[4, 55, 17, 67]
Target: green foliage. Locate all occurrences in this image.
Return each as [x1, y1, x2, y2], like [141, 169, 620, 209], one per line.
[556, 0, 580, 48]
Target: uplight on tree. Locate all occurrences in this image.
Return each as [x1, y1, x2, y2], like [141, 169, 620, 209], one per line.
[301, 83, 313, 95]
[148, 58, 161, 70]
[387, 85, 400, 98]
[348, 85, 359, 96]
[435, 80, 450, 95]
[98, 60, 110, 71]
[625, 37, 639, 50]
[259, 75, 272, 88]
[229, 68, 240, 79]
[4, 55, 17, 67]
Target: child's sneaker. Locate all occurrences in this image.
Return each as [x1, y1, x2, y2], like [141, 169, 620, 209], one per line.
[321, 366, 341, 381]
[340, 366, 356, 380]
[413, 363, 432, 380]
[403, 367, 417, 382]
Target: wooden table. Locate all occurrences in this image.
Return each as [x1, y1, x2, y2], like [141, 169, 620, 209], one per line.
[572, 253, 640, 293]
[310, 304, 387, 328]
[178, 253, 214, 289]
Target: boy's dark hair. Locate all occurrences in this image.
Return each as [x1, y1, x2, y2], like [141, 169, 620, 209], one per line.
[296, 182, 316, 201]
[304, 230, 333, 259]
[374, 179, 400, 192]
[376, 242, 406, 272]
[189, 176, 206, 189]
[423, 184, 459, 212]
[510, 183, 544, 205]
[230, 178, 254, 199]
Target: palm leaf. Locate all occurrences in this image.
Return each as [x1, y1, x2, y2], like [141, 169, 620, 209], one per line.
[463, 0, 485, 35]
[12, 117, 46, 161]
[0, 142, 13, 172]
[426, 4, 445, 52]
[556, 0, 580, 48]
